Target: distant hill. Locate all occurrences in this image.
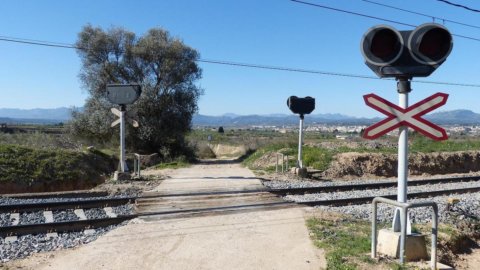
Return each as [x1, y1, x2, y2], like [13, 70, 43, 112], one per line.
[194, 110, 480, 127]
[2, 107, 480, 126]
[0, 117, 65, 125]
[193, 113, 375, 127]
[425, 109, 480, 124]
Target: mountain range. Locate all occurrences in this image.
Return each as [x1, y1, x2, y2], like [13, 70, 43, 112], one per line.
[1, 107, 480, 126]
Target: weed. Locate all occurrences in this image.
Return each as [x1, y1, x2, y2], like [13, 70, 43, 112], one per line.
[152, 160, 190, 170]
[307, 218, 371, 269]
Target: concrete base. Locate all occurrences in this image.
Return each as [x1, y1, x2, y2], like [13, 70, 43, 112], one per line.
[113, 171, 131, 181]
[290, 167, 308, 178]
[377, 228, 428, 261]
[414, 262, 453, 270]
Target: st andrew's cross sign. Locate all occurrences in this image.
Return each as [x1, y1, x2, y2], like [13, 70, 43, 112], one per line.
[363, 93, 449, 141]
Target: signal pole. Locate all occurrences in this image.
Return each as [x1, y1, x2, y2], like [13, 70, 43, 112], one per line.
[119, 104, 127, 172]
[297, 114, 304, 168]
[393, 78, 411, 232]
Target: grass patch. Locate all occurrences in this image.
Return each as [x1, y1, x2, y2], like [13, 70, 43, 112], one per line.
[241, 141, 296, 168]
[307, 217, 372, 269]
[411, 136, 480, 153]
[152, 160, 190, 170]
[0, 144, 114, 185]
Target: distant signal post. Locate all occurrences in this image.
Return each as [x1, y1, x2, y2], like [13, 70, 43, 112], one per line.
[106, 84, 141, 175]
[287, 96, 315, 171]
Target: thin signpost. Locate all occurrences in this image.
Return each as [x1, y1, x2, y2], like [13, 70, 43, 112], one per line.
[107, 84, 141, 174]
[287, 96, 315, 169]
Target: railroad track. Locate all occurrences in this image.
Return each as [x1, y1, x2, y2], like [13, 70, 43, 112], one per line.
[2, 175, 480, 238]
[0, 196, 137, 238]
[140, 175, 480, 198]
[134, 175, 480, 218]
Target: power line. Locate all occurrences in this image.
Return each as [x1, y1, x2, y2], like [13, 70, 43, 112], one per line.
[1, 35, 480, 88]
[290, 0, 480, 42]
[199, 59, 480, 88]
[362, 0, 480, 29]
[290, 0, 415, 27]
[0, 36, 77, 49]
[436, 0, 480, 13]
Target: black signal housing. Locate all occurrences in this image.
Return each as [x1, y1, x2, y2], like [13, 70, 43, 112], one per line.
[287, 96, 315, 117]
[361, 23, 453, 78]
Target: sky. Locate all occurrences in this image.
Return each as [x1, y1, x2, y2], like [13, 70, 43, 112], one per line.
[0, 0, 479, 118]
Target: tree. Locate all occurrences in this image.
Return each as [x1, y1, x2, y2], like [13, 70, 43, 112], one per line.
[69, 25, 203, 159]
[218, 126, 224, 134]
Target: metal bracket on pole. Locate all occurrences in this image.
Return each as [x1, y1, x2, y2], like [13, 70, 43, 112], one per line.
[372, 197, 438, 269]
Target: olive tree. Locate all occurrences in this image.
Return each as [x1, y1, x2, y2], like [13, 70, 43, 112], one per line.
[70, 25, 203, 159]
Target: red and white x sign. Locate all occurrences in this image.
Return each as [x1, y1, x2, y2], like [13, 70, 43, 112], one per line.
[363, 92, 449, 141]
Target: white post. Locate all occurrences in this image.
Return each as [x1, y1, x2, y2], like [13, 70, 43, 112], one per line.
[393, 78, 411, 233]
[297, 115, 304, 168]
[398, 92, 408, 204]
[120, 105, 127, 172]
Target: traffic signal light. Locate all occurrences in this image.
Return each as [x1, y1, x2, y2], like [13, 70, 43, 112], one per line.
[361, 23, 453, 78]
[287, 96, 315, 116]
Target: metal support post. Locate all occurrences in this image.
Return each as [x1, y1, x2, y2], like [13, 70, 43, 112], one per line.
[372, 197, 438, 269]
[297, 114, 304, 168]
[286, 155, 289, 171]
[133, 153, 141, 177]
[393, 78, 411, 232]
[119, 105, 128, 172]
[276, 154, 279, 173]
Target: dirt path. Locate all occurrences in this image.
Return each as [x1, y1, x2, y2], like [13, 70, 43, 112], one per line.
[6, 162, 326, 270]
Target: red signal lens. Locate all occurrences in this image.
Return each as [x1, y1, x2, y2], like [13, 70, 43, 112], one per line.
[370, 29, 400, 59]
[419, 28, 451, 60]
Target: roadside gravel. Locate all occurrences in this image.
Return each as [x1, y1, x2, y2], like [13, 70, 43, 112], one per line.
[0, 224, 125, 263]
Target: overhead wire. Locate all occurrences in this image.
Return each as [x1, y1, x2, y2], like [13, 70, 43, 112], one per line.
[362, 0, 480, 29]
[1, 35, 480, 88]
[436, 0, 480, 13]
[290, 0, 480, 42]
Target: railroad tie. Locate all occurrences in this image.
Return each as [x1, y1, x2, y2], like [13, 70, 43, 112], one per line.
[10, 213, 20, 226]
[4, 213, 21, 242]
[74, 209, 88, 220]
[73, 209, 95, 235]
[103, 207, 117, 218]
[43, 211, 58, 238]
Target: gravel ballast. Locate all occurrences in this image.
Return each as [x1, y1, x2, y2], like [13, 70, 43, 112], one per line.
[0, 194, 136, 262]
[0, 193, 135, 206]
[0, 225, 125, 263]
[313, 192, 480, 224]
[19, 212, 45, 225]
[0, 214, 12, 227]
[269, 178, 480, 224]
[53, 210, 80, 222]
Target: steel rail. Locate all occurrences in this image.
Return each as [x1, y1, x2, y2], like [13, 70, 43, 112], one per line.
[138, 175, 480, 198]
[0, 197, 136, 212]
[269, 175, 480, 195]
[0, 215, 137, 237]
[297, 186, 480, 206]
[1, 190, 109, 200]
